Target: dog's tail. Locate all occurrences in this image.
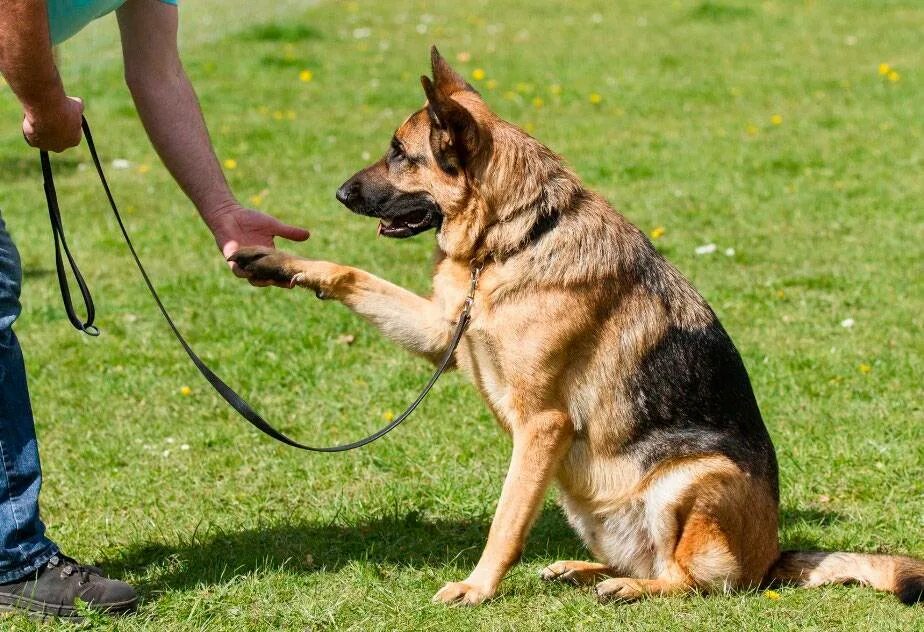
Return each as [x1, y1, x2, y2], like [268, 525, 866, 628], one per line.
[766, 551, 924, 605]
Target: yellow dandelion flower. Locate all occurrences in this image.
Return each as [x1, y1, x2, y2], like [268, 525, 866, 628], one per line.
[888, 71, 900, 83]
[776, 290, 785, 299]
[502, 91, 517, 101]
[858, 363, 872, 374]
[524, 122, 536, 134]
[549, 83, 562, 96]
[878, 63, 890, 76]
[770, 114, 783, 125]
[180, 386, 192, 396]
[650, 226, 666, 240]
[589, 93, 603, 105]
[223, 158, 238, 170]
[485, 79, 498, 90]
[272, 110, 284, 121]
[532, 96, 544, 109]
[299, 69, 314, 83]
[136, 164, 151, 174]
[382, 410, 395, 422]
[746, 124, 760, 137]
[515, 82, 533, 94]
[763, 590, 781, 600]
[472, 68, 486, 81]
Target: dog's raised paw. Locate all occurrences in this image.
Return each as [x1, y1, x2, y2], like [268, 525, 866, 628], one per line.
[432, 581, 493, 606]
[229, 246, 297, 284]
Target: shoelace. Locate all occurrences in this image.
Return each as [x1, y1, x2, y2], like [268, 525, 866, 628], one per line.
[51, 555, 101, 586]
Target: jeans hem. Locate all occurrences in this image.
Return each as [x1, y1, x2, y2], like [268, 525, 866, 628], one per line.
[0, 541, 59, 584]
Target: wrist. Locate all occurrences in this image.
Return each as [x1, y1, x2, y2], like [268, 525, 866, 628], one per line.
[24, 88, 71, 123]
[201, 199, 242, 229]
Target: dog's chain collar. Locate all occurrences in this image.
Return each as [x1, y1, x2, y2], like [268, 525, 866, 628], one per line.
[461, 259, 483, 320]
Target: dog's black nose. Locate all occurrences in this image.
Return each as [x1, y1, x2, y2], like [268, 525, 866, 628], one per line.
[336, 181, 359, 206]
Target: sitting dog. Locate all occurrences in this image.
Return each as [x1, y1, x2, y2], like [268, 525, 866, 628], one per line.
[231, 48, 923, 606]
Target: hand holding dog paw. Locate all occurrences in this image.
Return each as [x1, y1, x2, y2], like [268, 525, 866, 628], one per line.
[207, 204, 310, 285]
[228, 246, 301, 287]
[432, 580, 494, 606]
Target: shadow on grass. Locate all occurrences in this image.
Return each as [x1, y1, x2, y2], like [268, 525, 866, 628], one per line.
[103, 504, 846, 597]
[103, 508, 586, 595]
[0, 155, 83, 182]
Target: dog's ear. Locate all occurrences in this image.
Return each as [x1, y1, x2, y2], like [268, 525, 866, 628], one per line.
[430, 46, 478, 97]
[421, 73, 485, 173]
[421, 75, 479, 172]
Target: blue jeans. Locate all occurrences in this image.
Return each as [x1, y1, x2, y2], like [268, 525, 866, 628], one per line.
[0, 213, 59, 583]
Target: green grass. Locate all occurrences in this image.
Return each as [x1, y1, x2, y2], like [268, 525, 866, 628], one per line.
[1, 0, 922, 629]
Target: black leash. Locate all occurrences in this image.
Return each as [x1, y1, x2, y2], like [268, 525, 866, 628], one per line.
[39, 117, 477, 452]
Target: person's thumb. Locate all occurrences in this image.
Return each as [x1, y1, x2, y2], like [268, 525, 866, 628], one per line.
[273, 219, 310, 242]
[69, 96, 84, 113]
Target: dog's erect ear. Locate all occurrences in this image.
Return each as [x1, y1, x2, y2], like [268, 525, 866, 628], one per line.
[421, 73, 484, 172]
[430, 46, 477, 97]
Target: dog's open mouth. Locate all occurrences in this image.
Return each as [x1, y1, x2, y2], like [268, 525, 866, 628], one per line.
[376, 208, 440, 238]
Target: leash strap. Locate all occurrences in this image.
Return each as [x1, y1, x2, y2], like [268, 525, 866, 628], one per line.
[39, 117, 474, 452]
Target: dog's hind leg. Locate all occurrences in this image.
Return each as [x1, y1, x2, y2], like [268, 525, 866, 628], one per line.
[433, 410, 574, 605]
[540, 561, 616, 585]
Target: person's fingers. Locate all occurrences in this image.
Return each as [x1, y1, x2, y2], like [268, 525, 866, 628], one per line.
[69, 96, 84, 113]
[272, 219, 311, 242]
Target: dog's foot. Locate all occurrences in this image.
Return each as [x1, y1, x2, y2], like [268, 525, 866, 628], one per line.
[229, 246, 301, 285]
[594, 578, 646, 603]
[432, 581, 494, 606]
[540, 561, 613, 586]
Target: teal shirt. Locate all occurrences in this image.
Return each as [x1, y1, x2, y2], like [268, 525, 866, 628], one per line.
[47, 0, 178, 44]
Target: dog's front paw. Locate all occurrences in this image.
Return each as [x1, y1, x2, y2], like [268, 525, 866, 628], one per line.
[432, 580, 494, 606]
[229, 246, 301, 285]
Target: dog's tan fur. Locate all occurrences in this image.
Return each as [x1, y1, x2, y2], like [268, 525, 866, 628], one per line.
[232, 49, 924, 606]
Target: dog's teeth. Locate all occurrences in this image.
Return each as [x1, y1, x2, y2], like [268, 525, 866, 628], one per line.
[377, 222, 384, 236]
[381, 218, 394, 227]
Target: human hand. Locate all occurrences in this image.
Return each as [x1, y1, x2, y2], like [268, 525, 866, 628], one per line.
[23, 96, 84, 152]
[207, 204, 310, 285]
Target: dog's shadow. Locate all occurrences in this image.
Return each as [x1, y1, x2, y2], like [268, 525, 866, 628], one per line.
[105, 505, 842, 595]
[103, 508, 587, 594]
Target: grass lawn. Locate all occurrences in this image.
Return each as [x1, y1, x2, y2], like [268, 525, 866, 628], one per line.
[1, 0, 922, 629]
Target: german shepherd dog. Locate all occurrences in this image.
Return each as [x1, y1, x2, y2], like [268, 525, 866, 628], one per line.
[231, 48, 924, 606]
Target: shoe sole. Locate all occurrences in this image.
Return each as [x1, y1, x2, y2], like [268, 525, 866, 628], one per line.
[0, 594, 137, 621]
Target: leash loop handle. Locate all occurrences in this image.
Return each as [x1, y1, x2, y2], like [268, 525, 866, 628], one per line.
[40, 147, 99, 336]
[40, 117, 472, 452]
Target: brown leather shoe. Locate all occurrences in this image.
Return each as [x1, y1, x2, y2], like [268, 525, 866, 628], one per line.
[0, 554, 136, 620]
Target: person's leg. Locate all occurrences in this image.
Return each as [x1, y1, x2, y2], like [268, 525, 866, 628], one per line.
[0, 213, 59, 584]
[0, 212, 136, 618]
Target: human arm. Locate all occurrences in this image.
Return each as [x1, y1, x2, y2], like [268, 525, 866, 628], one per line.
[116, 0, 309, 277]
[0, 0, 84, 151]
